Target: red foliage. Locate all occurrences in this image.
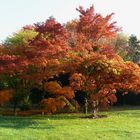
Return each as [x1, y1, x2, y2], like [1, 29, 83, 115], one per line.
[54, 86, 75, 99]
[0, 55, 29, 75]
[69, 73, 86, 90]
[0, 89, 13, 106]
[76, 6, 120, 40]
[0, 5, 140, 109]
[44, 81, 74, 99]
[40, 97, 67, 113]
[23, 25, 34, 30]
[40, 98, 57, 113]
[44, 81, 61, 93]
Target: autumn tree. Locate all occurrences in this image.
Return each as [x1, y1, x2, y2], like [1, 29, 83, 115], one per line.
[1, 5, 140, 117]
[67, 6, 140, 117]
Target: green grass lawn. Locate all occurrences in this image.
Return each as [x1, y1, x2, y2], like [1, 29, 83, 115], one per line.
[0, 106, 140, 140]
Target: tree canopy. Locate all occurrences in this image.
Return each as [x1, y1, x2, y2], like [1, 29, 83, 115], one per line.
[0, 5, 140, 112]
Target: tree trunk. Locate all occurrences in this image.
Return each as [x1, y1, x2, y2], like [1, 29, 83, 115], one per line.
[42, 111, 44, 116]
[84, 98, 88, 114]
[13, 102, 17, 116]
[92, 100, 99, 118]
[93, 108, 98, 118]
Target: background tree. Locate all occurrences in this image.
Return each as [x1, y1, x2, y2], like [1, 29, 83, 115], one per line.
[3, 27, 37, 48]
[125, 35, 140, 64]
[104, 33, 129, 58]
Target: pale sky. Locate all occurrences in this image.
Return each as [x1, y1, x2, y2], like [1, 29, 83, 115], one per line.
[0, 0, 140, 42]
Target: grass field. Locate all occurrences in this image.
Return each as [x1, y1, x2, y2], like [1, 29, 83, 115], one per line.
[0, 106, 140, 140]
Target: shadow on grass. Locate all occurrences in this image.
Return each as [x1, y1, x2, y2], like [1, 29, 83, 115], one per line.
[41, 114, 83, 120]
[0, 114, 82, 129]
[0, 116, 55, 129]
[107, 106, 140, 118]
[110, 105, 140, 111]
